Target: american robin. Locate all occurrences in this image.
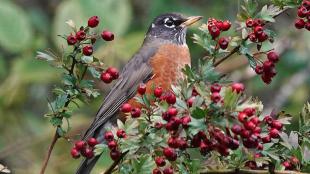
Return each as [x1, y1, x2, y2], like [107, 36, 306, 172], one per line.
[76, 13, 202, 174]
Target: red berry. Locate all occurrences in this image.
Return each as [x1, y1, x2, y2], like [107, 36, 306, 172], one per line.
[100, 72, 113, 83]
[249, 116, 260, 125]
[245, 161, 257, 169]
[211, 92, 221, 103]
[101, 30, 114, 41]
[87, 138, 98, 147]
[210, 83, 222, 93]
[215, 20, 223, 30]
[168, 137, 179, 148]
[231, 124, 242, 135]
[257, 32, 268, 42]
[269, 128, 280, 138]
[71, 148, 80, 159]
[181, 116, 191, 129]
[263, 115, 273, 125]
[177, 138, 188, 150]
[229, 139, 240, 150]
[108, 140, 118, 150]
[209, 25, 221, 39]
[75, 141, 86, 151]
[246, 18, 254, 28]
[76, 30, 86, 41]
[167, 107, 178, 117]
[88, 16, 99, 28]
[153, 168, 162, 174]
[243, 135, 259, 148]
[192, 88, 199, 96]
[218, 37, 229, 49]
[166, 92, 176, 104]
[263, 60, 274, 71]
[240, 129, 251, 138]
[255, 65, 263, 74]
[295, 18, 306, 29]
[131, 108, 141, 118]
[121, 103, 132, 113]
[244, 121, 256, 130]
[231, 82, 245, 93]
[257, 143, 263, 150]
[110, 150, 121, 160]
[249, 33, 257, 42]
[271, 120, 283, 130]
[155, 122, 163, 129]
[238, 112, 248, 123]
[243, 107, 256, 116]
[282, 161, 293, 170]
[298, 6, 308, 18]
[290, 156, 299, 165]
[163, 147, 177, 161]
[137, 83, 146, 95]
[254, 26, 264, 36]
[82, 148, 94, 158]
[154, 87, 163, 97]
[253, 19, 264, 27]
[262, 135, 271, 143]
[106, 67, 119, 80]
[67, 34, 77, 45]
[155, 156, 166, 167]
[253, 126, 262, 134]
[82, 45, 93, 56]
[116, 129, 126, 138]
[305, 22, 310, 31]
[302, 0, 310, 9]
[163, 167, 173, 174]
[187, 96, 195, 107]
[104, 131, 114, 142]
[221, 20, 231, 31]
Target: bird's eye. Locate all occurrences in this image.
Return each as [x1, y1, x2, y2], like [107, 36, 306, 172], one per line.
[164, 18, 175, 28]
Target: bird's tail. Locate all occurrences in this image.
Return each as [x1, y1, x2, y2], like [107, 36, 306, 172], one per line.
[76, 155, 101, 174]
[76, 118, 116, 174]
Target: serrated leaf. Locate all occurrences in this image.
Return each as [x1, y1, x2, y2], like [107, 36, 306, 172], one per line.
[191, 107, 206, 119]
[88, 67, 101, 79]
[223, 88, 240, 110]
[63, 74, 76, 86]
[132, 155, 155, 174]
[81, 56, 93, 64]
[79, 79, 94, 88]
[94, 144, 108, 155]
[188, 118, 207, 135]
[50, 117, 62, 127]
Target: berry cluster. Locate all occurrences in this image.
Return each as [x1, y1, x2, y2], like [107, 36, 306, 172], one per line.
[245, 18, 269, 43]
[100, 67, 119, 84]
[254, 51, 280, 84]
[295, 0, 310, 31]
[282, 156, 300, 170]
[207, 18, 231, 49]
[70, 138, 98, 159]
[103, 130, 126, 160]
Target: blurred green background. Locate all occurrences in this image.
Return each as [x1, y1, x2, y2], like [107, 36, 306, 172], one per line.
[0, 0, 309, 173]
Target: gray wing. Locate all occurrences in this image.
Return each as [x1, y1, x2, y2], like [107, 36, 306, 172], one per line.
[82, 44, 158, 140]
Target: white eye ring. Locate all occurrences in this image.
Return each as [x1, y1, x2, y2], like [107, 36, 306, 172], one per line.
[164, 18, 175, 28]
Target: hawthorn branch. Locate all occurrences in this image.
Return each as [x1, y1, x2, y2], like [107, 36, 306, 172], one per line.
[40, 46, 79, 174]
[213, 7, 290, 67]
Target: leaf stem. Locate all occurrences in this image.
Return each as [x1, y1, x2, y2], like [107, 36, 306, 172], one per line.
[40, 130, 60, 174]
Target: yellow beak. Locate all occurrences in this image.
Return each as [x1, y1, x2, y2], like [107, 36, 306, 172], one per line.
[181, 16, 203, 27]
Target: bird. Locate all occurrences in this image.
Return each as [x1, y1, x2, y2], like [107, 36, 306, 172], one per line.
[76, 13, 202, 174]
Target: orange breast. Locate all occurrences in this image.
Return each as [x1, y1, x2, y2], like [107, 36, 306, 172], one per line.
[128, 43, 191, 108]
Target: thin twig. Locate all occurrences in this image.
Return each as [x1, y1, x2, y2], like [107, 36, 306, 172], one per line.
[40, 130, 59, 174]
[104, 151, 128, 174]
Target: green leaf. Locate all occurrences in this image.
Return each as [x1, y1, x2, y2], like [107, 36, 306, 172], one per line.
[88, 67, 101, 79]
[94, 144, 108, 155]
[81, 56, 93, 64]
[79, 80, 94, 88]
[191, 107, 206, 119]
[63, 74, 76, 86]
[132, 155, 155, 174]
[0, 1, 33, 52]
[223, 88, 240, 110]
[50, 117, 63, 127]
[188, 118, 207, 135]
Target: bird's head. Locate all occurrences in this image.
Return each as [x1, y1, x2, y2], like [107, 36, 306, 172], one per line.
[145, 13, 202, 45]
